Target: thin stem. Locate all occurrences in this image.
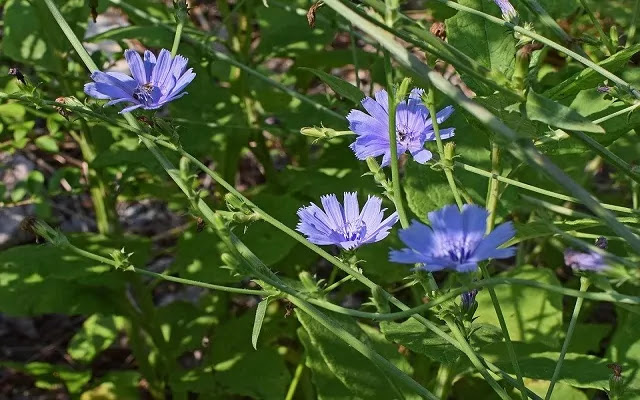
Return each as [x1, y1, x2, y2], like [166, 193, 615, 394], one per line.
[592, 102, 640, 124]
[384, 53, 409, 228]
[628, 0, 640, 47]
[425, 86, 463, 209]
[65, 244, 274, 296]
[486, 142, 501, 232]
[480, 266, 527, 400]
[171, 20, 184, 57]
[443, 316, 512, 400]
[578, 0, 616, 54]
[349, 23, 362, 90]
[284, 361, 305, 400]
[433, 364, 453, 399]
[456, 162, 637, 215]
[544, 277, 590, 400]
[323, 274, 354, 293]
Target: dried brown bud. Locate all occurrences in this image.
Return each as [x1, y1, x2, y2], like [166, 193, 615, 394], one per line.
[608, 363, 622, 378]
[136, 115, 155, 127]
[8, 68, 25, 84]
[307, 1, 323, 28]
[430, 22, 446, 40]
[196, 217, 205, 232]
[54, 97, 71, 120]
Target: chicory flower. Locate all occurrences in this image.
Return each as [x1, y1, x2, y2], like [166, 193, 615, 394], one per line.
[347, 89, 455, 167]
[389, 204, 515, 273]
[296, 192, 398, 250]
[84, 49, 195, 113]
[564, 237, 609, 271]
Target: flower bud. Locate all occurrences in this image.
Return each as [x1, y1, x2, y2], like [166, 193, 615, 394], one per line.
[173, 0, 190, 23]
[608, 363, 624, 399]
[372, 285, 390, 314]
[595, 236, 608, 250]
[299, 272, 317, 292]
[8, 68, 25, 84]
[89, 0, 99, 22]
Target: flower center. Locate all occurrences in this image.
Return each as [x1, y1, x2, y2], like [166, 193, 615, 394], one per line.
[133, 83, 156, 105]
[446, 243, 471, 263]
[339, 220, 366, 242]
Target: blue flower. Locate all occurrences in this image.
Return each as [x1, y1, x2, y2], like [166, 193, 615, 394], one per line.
[296, 192, 399, 250]
[389, 204, 515, 273]
[494, 0, 517, 21]
[84, 49, 195, 113]
[347, 89, 455, 167]
[564, 237, 608, 271]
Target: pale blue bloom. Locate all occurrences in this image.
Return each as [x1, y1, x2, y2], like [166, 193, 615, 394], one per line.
[494, 0, 517, 20]
[297, 192, 398, 250]
[347, 89, 455, 167]
[389, 204, 515, 273]
[84, 49, 195, 113]
[564, 237, 608, 271]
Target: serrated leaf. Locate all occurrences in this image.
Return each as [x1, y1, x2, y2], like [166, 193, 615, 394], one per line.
[252, 299, 268, 349]
[526, 90, 605, 134]
[300, 67, 364, 105]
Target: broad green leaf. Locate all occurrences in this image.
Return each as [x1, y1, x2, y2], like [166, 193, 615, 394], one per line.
[607, 309, 640, 398]
[252, 299, 269, 349]
[475, 265, 563, 345]
[68, 314, 123, 363]
[299, 328, 354, 400]
[445, 0, 517, 95]
[299, 67, 365, 105]
[297, 310, 419, 400]
[526, 90, 605, 134]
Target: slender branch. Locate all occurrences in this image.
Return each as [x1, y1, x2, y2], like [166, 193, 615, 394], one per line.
[592, 102, 640, 124]
[480, 266, 527, 400]
[64, 244, 275, 296]
[629, 0, 640, 47]
[171, 20, 184, 57]
[486, 142, 501, 232]
[456, 162, 637, 215]
[284, 361, 306, 400]
[544, 277, 590, 399]
[424, 86, 463, 209]
[384, 54, 409, 228]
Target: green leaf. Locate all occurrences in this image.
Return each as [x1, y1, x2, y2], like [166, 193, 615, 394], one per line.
[252, 299, 269, 349]
[80, 371, 142, 400]
[1, 362, 91, 394]
[526, 90, 605, 134]
[68, 314, 122, 363]
[381, 319, 462, 365]
[475, 265, 563, 345]
[297, 311, 419, 400]
[299, 67, 364, 105]
[445, 0, 517, 95]
[35, 135, 59, 153]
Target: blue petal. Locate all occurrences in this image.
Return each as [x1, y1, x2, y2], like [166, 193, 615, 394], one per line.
[363, 211, 398, 244]
[374, 90, 389, 113]
[410, 148, 433, 164]
[397, 220, 434, 254]
[143, 50, 156, 82]
[119, 104, 144, 113]
[125, 49, 146, 84]
[472, 221, 516, 261]
[461, 204, 488, 249]
[320, 194, 345, 231]
[343, 192, 360, 224]
[428, 204, 462, 233]
[347, 110, 387, 137]
[361, 95, 388, 124]
[151, 49, 172, 86]
[389, 249, 428, 264]
[425, 105, 454, 127]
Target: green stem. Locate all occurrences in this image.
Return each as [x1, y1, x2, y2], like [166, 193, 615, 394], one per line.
[480, 266, 527, 400]
[425, 86, 463, 209]
[486, 142, 501, 232]
[323, 274, 354, 293]
[65, 243, 275, 295]
[544, 277, 590, 400]
[443, 316, 512, 400]
[433, 364, 453, 399]
[517, 0, 573, 46]
[285, 361, 306, 400]
[592, 102, 640, 124]
[383, 53, 409, 228]
[456, 161, 637, 215]
[578, 0, 616, 54]
[349, 23, 362, 89]
[628, 0, 640, 47]
[171, 20, 184, 57]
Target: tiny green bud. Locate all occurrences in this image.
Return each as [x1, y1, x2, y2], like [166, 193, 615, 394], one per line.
[610, 26, 619, 49]
[111, 248, 134, 271]
[366, 157, 381, 174]
[444, 142, 456, 166]
[299, 272, 318, 292]
[225, 193, 247, 212]
[221, 252, 239, 268]
[395, 77, 412, 103]
[300, 125, 352, 140]
[372, 285, 390, 313]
